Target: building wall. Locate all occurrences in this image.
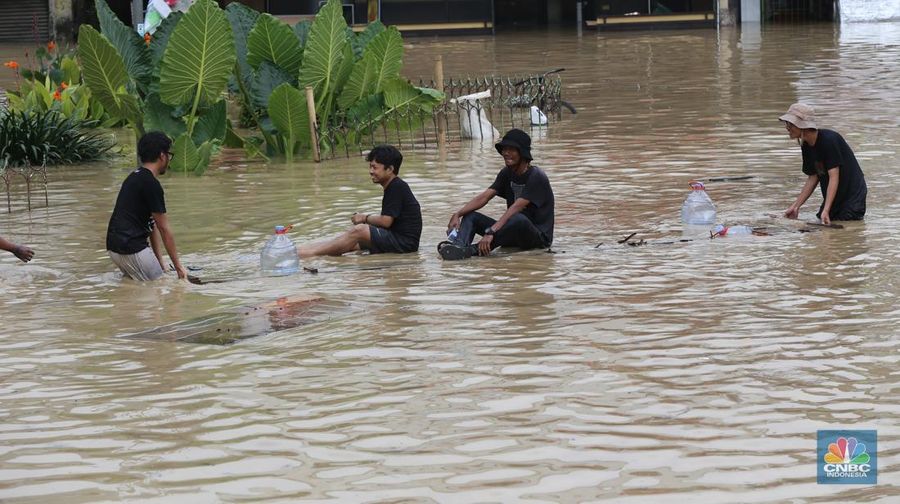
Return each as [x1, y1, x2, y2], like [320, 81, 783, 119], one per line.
[49, 0, 75, 41]
[0, 0, 51, 42]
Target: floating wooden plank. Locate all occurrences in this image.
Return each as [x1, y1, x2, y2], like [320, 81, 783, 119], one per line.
[124, 295, 338, 345]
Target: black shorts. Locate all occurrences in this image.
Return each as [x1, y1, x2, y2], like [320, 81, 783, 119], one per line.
[367, 225, 418, 254]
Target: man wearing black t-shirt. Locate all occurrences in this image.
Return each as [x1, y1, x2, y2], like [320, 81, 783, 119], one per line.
[779, 103, 867, 224]
[106, 132, 187, 281]
[439, 128, 554, 260]
[298, 145, 422, 257]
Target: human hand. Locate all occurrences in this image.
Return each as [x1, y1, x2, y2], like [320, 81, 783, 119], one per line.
[821, 210, 831, 226]
[447, 213, 460, 232]
[175, 264, 188, 280]
[478, 235, 493, 256]
[13, 245, 34, 263]
[784, 207, 799, 219]
[351, 213, 368, 225]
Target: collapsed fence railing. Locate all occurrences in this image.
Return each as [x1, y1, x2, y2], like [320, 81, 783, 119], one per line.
[314, 62, 571, 160]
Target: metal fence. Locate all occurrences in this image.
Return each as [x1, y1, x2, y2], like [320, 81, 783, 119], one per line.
[1, 157, 48, 213]
[317, 70, 569, 159]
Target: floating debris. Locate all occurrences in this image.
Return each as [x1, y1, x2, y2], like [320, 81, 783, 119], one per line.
[123, 295, 346, 345]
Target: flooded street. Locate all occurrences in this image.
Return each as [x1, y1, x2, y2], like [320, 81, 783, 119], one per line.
[2, 23, 899, 502]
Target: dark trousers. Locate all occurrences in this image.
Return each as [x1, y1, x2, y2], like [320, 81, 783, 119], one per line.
[452, 212, 549, 251]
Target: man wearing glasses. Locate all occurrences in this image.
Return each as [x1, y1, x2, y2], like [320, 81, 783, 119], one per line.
[106, 131, 188, 281]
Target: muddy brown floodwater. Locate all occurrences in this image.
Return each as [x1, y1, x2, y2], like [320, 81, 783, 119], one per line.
[1, 23, 898, 502]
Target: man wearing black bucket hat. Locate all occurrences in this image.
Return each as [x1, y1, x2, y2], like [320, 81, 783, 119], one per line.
[439, 128, 554, 260]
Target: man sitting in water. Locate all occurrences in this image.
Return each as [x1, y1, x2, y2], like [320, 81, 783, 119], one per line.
[779, 103, 867, 225]
[439, 128, 554, 260]
[0, 236, 33, 263]
[106, 131, 188, 281]
[298, 145, 421, 257]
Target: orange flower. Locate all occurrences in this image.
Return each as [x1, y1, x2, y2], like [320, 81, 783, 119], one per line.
[144, 32, 152, 47]
[53, 89, 61, 101]
[60, 82, 69, 90]
[47, 41, 56, 52]
[3, 60, 19, 69]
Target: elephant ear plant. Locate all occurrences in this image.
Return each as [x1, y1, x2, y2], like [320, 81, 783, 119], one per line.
[78, 0, 234, 174]
[232, 0, 444, 160]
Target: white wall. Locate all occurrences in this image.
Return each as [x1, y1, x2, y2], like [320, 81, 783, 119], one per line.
[741, 0, 760, 23]
[840, 0, 900, 22]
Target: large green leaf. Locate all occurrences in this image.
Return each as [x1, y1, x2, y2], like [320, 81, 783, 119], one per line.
[336, 27, 402, 110]
[144, 93, 186, 138]
[149, 11, 183, 67]
[337, 57, 376, 110]
[194, 140, 217, 175]
[416, 86, 445, 108]
[170, 133, 199, 172]
[247, 13, 303, 77]
[251, 61, 294, 110]
[96, 0, 151, 93]
[77, 25, 133, 122]
[159, 0, 236, 110]
[351, 21, 385, 60]
[193, 99, 227, 145]
[225, 2, 260, 83]
[332, 43, 355, 104]
[299, 0, 349, 104]
[384, 78, 426, 111]
[60, 57, 81, 85]
[267, 83, 309, 160]
[367, 27, 403, 93]
[293, 20, 312, 48]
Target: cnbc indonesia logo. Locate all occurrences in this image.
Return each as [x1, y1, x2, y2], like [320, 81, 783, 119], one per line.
[818, 431, 877, 484]
[823, 437, 870, 474]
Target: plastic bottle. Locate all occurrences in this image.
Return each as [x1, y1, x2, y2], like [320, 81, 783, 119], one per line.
[712, 224, 753, 237]
[260, 225, 299, 276]
[530, 105, 548, 126]
[681, 181, 717, 225]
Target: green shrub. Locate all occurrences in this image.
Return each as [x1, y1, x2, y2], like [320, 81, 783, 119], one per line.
[0, 109, 113, 166]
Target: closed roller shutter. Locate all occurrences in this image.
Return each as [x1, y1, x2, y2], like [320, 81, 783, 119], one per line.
[0, 0, 50, 42]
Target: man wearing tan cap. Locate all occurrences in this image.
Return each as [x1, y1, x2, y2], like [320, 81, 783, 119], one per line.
[779, 103, 867, 225]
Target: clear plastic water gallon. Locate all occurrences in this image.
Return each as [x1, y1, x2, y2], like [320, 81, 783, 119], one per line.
[681, 181, 717, 225]
[260, 225, 299, 276]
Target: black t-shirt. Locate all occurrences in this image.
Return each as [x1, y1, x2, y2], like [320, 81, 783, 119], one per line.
[106, 167, 166, 254]
[381, 177, 422, 245]
[489, 165, 555, 242]
[801, 129, 867, 218]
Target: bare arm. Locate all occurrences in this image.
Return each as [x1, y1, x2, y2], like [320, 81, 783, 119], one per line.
[820, 167, 840, 225]
[352, 213, 394, 229]
[0, 236, 34, 263]
[785, 174, 819, 219]
[448, 188, 497, 230]
[152, 212, 187, 279]
[149, 225, 166, 271]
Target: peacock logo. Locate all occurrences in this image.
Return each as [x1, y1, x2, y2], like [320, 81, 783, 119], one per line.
[818, 430, 877, 484]
[823, 437, 870, 465]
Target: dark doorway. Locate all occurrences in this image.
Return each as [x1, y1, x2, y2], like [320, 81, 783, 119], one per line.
[495, 0, 549, 28]
[764, 0, 835, 23]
